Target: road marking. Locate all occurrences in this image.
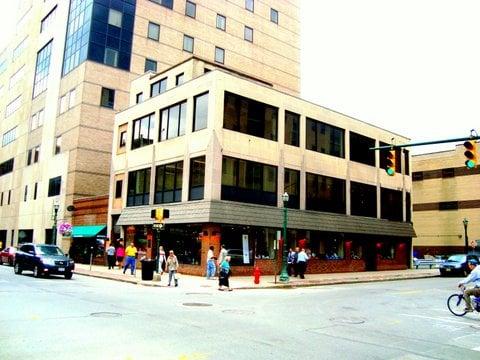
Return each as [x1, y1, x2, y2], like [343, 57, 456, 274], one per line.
[400, 313, 476, 326]
[472, 346, 480, 351]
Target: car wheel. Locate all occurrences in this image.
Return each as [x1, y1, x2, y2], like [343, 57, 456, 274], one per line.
[33, 266, 42, 278]
[14, 263, 22, 275]
[64, 272, 73, 280]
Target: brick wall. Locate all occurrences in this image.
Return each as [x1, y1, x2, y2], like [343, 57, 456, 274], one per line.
[72, 195, 109, 225]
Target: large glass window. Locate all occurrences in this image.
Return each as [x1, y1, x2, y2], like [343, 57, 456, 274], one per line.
[193, 92, 208, 131]
[127, 168, 151, 206]
[104, 48, 119, 67]
[160, 101, 187, 141]
[306, 118, 345, 158]
[33, 41, 52, 98]
[223, 92, 278, 141]
[132, 114, 155, 150]
[151, 78, 166, 97]
[306, 173, 345, 214]
[189, 156, 205, 200]
[285, 111, 299, 147]
[161, 225, 202, 265]
[350, 181, 376, 217]
[0, 159, 14, 177]
[148, 22, 160, 41]
[48, 176, 61, 197]
[349, 131, 375, 166]
[108, 9, 122, 27]
[381, 188, 403, 221]
[221, 156, 277, 206]
[154, 161, 183, 204]
[284, 168, 300, 209]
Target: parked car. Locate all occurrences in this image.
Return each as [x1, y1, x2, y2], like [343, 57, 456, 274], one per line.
[14, 243, 75, 279]
[0, 246, 16, 266]
[439, 254, 479, 276]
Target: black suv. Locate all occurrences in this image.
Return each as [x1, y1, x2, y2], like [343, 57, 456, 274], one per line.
[14, 243, 75, 279]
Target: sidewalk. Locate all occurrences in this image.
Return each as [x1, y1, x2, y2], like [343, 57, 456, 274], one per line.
[74, 263, 439, 290]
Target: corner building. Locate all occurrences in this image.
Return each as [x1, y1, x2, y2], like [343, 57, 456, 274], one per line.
[0, 0, 300, 249]
[109, 57, 415, 275]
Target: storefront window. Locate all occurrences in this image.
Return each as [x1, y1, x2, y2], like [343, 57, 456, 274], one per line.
[378, 241, 395, 260]
[308, 231, 344, 259]
[347, 240, 363, 259]
[161, 225, 202, 265]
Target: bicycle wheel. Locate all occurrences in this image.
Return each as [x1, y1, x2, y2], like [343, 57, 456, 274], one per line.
[447, 294, 467, 316]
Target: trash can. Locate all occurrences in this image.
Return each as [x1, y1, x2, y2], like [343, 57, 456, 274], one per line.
[141, 259, 155, 281]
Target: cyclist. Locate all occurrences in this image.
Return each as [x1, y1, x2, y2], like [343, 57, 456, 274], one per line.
[458, 259, 480, 312]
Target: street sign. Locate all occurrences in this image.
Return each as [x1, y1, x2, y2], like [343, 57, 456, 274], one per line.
[153, 223, 164, 230]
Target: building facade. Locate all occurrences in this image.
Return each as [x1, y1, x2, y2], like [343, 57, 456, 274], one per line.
[412, 143, 480, 257]
[108, 58, 414, 275]
[0, 0, 300, 250]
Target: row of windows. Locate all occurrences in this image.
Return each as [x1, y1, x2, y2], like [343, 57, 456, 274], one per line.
[26, 146, 40, 166]
[23, 183, 39, 202]
[5, 96, 22, 118]
[31, 109, 45, 131]
[0, 178, 59, 207]
[125, 156, 205, 206]
[130, 92, 208, 150]
[0, 190, 12, 206]
[33, 40, 52, 98]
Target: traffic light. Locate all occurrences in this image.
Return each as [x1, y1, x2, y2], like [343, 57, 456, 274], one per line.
[150, 208, 170, 221]
[463, 140, 477, 169]
[385, 148, 396, 176]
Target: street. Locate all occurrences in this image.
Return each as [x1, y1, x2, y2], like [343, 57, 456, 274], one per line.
[0, 265, 479, 360]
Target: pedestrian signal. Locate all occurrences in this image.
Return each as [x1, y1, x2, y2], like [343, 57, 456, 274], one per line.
[463, 140, 477, 169]
[385, 149, 396, 176]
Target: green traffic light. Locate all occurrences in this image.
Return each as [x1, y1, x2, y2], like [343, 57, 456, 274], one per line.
[466, 159, 476, 169]
[386, 168, 395, 176]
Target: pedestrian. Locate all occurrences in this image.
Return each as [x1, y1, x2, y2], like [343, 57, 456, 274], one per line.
[296, 248, 309, 279]
[217, 244, 228, 267]
[292, 246, 299, 277]
[158, 246, 166, 274]
[116, 243, 125, 269]
[106, 242, 116, 269]
[166, 250, 179, 287]
[206, 245, 216, 279]
[123, 242, 137, 275]
[287, 248, 296, 276]
[218, 256, 232, 291]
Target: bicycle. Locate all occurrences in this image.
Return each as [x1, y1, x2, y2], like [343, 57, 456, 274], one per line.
[447, 285, 480, 316]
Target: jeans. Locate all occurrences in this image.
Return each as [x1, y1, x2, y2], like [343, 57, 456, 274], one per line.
[123, 256, 136, 275]
[168, 270, 178, 286]
[206, 259, 216, 278]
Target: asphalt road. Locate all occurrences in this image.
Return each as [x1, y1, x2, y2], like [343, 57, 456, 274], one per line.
[0, 265, 479, 360]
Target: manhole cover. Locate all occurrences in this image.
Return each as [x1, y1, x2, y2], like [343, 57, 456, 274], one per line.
[182, 302, 213, 307]
[222, 309, 255, 315]
[329, 317, 365, 325]
[90, 312, 122, 318]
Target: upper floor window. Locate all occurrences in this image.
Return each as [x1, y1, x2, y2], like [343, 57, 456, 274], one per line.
[245, 0, 254, 12]
[284, 168, 300, 209]
[176, 73, 184, 86]
[104, 48, 119, 67]
[223, 91, 278, 141]
[160, 101, 187, 141]
[9, 66, 25, 89]
[185, 1, 196, 18]
[33, 40, 52, 98]
[0, 158, 14, 177]
[33, 183, 38, 200]
[351, 181, 377, 218]
[306, 118, 345, 158]
[108, 9, 122, 27]
[12, 37, 28, 61]
[54, 136, 62, 155]
[136, 92, 143, 104]
[193, 92, 209, 131]
[216, 14, 226, 31]
[244, 26, 253, 42]
[151, 78, 167, 97]
[270, 8, 278, 24]
[349, 131, 375, 166]
[306, 172, 346, 214]
[150, 0, 174, 9]
[40, 6, 57, 33]
[5, 95, 22, 118]
[183, 35, 194, 53]
[119, 131, 127, 148]
[27, 146, 40, 166]
[145, 58, 157, 72]
[380, 187, 403, 221]
[215, 47, 224, 64]
[48, 176, 61, 197]
[154, 161, 183, 204]
[100, 87, 115, 108]
[189, 156, 205, 200]
[148, 22, 160, 41]
[115, 180, 123, 198]
[127, 168, 151, 207]
[132, 114, 155, 150]
[285, 111, 300, 147]
[2, 127, 17, 147]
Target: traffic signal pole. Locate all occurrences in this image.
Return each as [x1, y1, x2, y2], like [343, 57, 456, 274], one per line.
[370, 135, 480, 151]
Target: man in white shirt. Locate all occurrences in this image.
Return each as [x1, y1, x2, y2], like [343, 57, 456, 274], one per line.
[296, 248, 309, 279]
[458, 259, 480, 311]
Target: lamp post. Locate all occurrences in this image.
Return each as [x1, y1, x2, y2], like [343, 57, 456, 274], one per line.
[52, 199, 60, 245]
[463, 218, 469, 254]
[279, 192, 289, 282]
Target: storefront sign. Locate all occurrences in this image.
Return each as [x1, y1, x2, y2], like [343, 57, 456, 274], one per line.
[242, 234, 249, 264]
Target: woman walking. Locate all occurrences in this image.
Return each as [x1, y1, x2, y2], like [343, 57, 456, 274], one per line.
[115, 243, 125, 269]
[158, 246, 166, 274]
[166, 250, 179, 287]
[218, 256, 232, 291]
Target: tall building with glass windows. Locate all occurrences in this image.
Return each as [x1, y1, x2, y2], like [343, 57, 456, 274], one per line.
[109, 57, 414, 276]
[0, 0, 300, 249]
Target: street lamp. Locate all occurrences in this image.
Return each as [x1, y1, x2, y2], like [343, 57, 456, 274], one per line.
[52, 199, 60, 245]
[463, 218, 469, 254]
[279, 192, 289, 282]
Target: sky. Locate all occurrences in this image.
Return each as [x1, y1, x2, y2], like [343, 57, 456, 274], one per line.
[1, 0, 478, 155]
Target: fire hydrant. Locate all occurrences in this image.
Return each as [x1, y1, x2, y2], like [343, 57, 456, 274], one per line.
[253, 266, 261, 284]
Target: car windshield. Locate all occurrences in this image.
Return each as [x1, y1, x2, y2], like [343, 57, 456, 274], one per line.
[447, 255, 465, 262]
[36, 245, 64, 256]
